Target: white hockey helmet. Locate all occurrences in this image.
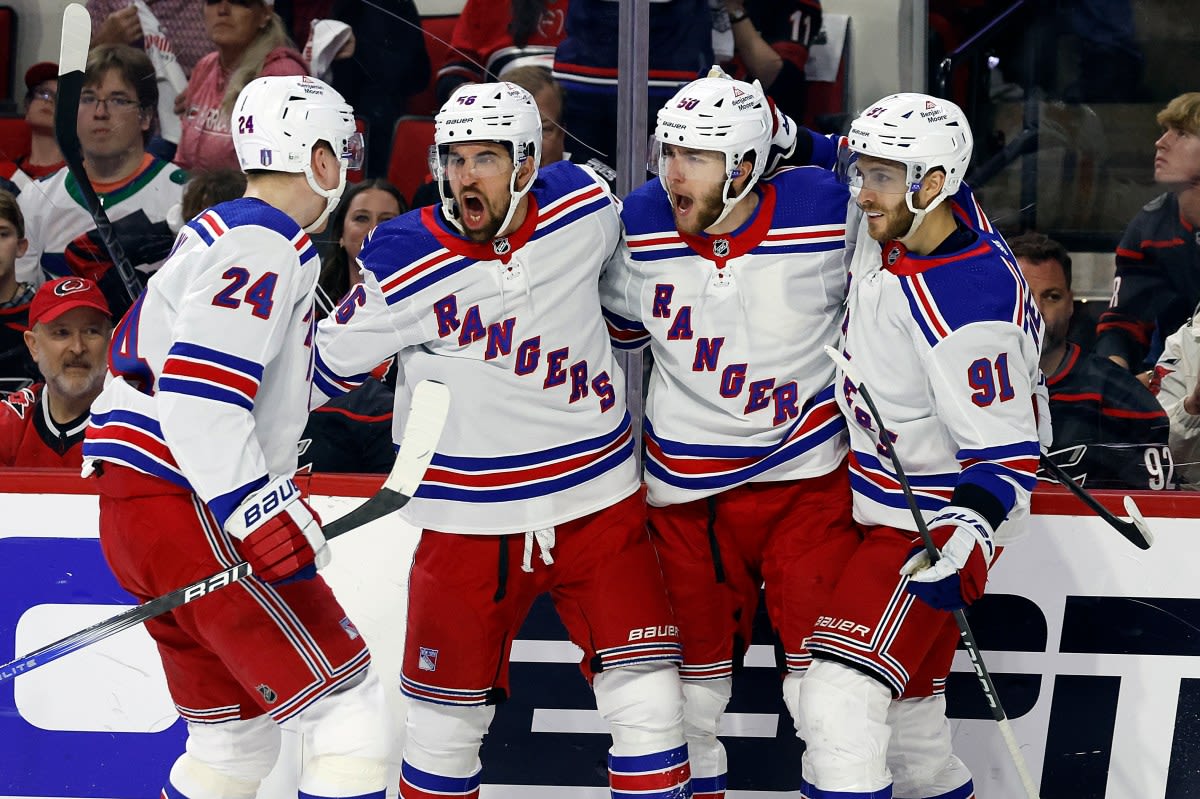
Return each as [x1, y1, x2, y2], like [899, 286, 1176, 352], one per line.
[842, 92, 973, 238]
[430, 81, 541, 236]
[231, 75, 362, 233]
[653, 67, 773, 229]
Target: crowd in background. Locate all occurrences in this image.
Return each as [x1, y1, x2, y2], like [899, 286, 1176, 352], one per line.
[0, 0, 1198, 494]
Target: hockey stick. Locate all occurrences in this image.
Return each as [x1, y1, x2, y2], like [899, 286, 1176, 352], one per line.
[823, 346, 1042, 799]
[54, 3, 143, 306]
[1037, 455, 1153, 550]
[0, 379, 450, 683]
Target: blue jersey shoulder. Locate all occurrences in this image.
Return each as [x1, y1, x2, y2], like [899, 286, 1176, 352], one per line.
[916, 242, 1028, 333]
[358, 207, 445, 283]
[766, 166, 850, 227]
[531, 160, 611, 207]
[190, 197, 302, 244]
[621, 179, 676, 236]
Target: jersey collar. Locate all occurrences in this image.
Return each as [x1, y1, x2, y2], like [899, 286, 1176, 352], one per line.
[676, 183, 776, 268]
[422, 195, 541, 264]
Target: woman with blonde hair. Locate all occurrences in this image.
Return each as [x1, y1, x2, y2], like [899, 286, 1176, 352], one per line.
[174, 0, 308, 172]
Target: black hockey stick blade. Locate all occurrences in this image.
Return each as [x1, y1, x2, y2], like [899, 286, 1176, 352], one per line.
[1038, 454, 1154, 549]
[55, 3, 142, 305]
[0, 380, 450, 682]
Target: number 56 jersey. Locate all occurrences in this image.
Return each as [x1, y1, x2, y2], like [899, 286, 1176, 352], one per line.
[836, 197, 1043, 543]
[83, 198, 320, 528]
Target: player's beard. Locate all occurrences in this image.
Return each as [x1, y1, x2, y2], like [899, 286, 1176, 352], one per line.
[455, 192, 508, 243]
[859, 197, 917, 243]
[670, 182, 727, 236]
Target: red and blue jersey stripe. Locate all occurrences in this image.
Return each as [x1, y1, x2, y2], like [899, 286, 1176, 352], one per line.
[159, 341, 263, 412]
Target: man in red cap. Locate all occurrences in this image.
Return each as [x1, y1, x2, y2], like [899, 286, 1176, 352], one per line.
[0, 276, 112, 467]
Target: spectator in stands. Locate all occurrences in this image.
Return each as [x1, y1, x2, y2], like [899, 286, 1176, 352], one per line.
[435, 0, 567, 106]
[413, 66, 569, 208]
[718, 0, 821, 123]
[1095, 92, 1200, 374]
[173, 0, 308, 173]
[553, 0, 712, 166]
[17, 45, 184, 320]
[1012, 231, 1173, 490]
[88, 0, 211, 75]
[316, 178, 405, 312]
[0, 192, 36, 390]
[304, 178, 403, 474]
[178, 167, 247, 223]
[0, 277, 112, 469]
[0, 63, 67, 193]
[276, 0, 429, 179]
[1150, 302, 1200, 488]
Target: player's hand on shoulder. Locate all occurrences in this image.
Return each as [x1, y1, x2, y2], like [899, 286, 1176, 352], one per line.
[225, 475, 330, 584]
[899, 506, 994, 611]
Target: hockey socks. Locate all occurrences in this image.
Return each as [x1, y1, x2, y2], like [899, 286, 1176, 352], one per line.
[690, 772, 727, 799]
[800, 780, 893, 799]
[398, 761, 481, 799]
[609, 743, 693, 799]
[299, 792, 385, 799]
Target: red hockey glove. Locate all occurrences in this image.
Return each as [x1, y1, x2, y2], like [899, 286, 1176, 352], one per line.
[225, 476, 329, 584]
[898, 506, 994, 611]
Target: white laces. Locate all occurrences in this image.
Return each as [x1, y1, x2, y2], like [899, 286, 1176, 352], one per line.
[521, 527, 556, 572]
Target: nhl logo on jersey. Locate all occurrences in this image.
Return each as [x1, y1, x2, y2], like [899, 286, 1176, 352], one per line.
[419, 647, 439, 671]
[886, 244, 902, 266]
[256, 684, 278, 703]
[713, 239, 730, 258]
[493, 237, 511, 255]
[259, 149, 272, 167]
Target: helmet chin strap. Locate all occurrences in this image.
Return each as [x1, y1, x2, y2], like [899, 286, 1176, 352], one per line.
[496, 157, 535, 238]
[303, 162, 348, 234]
[899, 189, 950, 243]
[705, 161, 754, 231]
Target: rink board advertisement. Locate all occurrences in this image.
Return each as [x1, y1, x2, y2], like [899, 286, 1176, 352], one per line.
[2, 470, 1199, 799]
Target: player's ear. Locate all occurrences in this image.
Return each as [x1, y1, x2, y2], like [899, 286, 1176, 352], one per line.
[919, 169, 945, 204]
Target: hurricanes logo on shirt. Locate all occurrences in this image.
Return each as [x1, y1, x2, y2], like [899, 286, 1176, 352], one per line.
[713, 239, 730, 258]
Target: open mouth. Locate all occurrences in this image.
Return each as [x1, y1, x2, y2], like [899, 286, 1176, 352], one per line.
[673, 194, 694, 217]
[461, 195, 486, 227]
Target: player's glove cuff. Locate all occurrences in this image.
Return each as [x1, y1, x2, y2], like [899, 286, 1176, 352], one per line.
[226, 476, 330, 583]
[898, 506, 994, 611]
[764, 96, 798, 175]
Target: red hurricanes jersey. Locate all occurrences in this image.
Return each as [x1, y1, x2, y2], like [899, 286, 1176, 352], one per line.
[0, 384, 88, 469]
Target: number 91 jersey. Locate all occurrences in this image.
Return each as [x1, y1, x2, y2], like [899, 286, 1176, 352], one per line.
[83, 198, 320, 528]
[836, 195, 1043, 543]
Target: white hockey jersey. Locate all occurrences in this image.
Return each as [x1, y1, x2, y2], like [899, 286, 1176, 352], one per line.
[83, 198, 320, 528]
[600, 167, 850, 506]
[313, 161, 639, 534]
[15, 155, 186, 285]
[837, 190, 1042, 543]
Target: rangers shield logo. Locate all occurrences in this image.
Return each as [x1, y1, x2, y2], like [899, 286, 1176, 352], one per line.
[493, 237, 511, 255]
[713, 239, 730, 258]
[419, 647, 439, 671]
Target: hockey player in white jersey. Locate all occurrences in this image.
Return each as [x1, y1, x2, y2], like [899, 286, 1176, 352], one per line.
[81, 75, 392, 799]
[312, 82, 691, 799]
[796, 94, 1043, 799]
[599, 68, 862, 798]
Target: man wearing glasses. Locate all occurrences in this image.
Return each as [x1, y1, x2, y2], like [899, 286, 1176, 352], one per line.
[0, 61, 65, 193]
[15, 44, 184, 311]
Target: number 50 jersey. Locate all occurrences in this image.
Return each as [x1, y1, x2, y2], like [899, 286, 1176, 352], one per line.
[83, 198, 320, 528]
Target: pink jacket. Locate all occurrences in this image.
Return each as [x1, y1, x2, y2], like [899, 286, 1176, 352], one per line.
[174, 47, 309, 173]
